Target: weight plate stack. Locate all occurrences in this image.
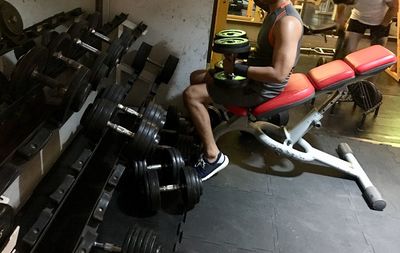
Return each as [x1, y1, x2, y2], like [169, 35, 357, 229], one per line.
[213, 37, 250, 54]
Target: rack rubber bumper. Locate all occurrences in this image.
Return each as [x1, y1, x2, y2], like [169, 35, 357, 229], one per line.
[337, 143, 386, 211]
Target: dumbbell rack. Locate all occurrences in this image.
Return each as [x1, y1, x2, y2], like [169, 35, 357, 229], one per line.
[0, 12, 130, 196]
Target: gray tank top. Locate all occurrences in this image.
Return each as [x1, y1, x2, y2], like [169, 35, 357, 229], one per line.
[248, 2, 303, 99]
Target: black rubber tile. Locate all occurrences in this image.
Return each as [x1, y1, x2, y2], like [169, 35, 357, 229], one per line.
[274, 196, 371, 253]
[355, 209, 400, 253]
[183, 185, 275, 252]
[176, 236, 273, 253]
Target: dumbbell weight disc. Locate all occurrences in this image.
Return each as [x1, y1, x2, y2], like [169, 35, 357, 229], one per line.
[47, 32, 72, 55]
[181, 167, 202, 210]
[0, 203, 15, 247]
[213, 71, 246, 89]
[160, 147, 184, 183]
[10, 47, 48, 97]
[125, 119, 160, 160]
[213, 37, 250, 54]
[155, 55, 179, 84]
[81, 99, 116, 140]
[62, 67, 92, 112]
[105, 39, 124, 66]
[139, 103, 166, 128]
[0, 1, 23, 38]
[98, 83, 129, 103]
[132, 42, 152, 74]
[142, 170, 161, 212]
[215, 29, 247, 39]
[90, 53, 109, 87]
[86, 12, 101, 29]
[67, 21, 89, 39]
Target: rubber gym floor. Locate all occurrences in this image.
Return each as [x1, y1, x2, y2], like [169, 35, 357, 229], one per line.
[99, 37, 400, 253]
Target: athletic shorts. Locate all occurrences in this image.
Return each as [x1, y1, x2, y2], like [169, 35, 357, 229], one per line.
[347, 19, 391, 40]
[206, 79, 270, 108]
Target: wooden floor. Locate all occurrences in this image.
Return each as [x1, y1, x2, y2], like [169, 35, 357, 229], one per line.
[295, 37, 400, 146]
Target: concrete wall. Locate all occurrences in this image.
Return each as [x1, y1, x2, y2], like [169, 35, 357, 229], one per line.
[107, 0, 214, 107]
[11, 0, 95, 28]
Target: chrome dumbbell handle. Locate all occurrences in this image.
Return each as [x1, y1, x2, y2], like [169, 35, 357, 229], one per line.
[74, 38, 102, 55]
[106, 122, 136, 138]
[89, 28, 112, 44]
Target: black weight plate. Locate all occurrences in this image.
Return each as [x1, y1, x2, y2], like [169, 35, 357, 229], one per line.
[82, 99, 116, 139]
[119, 29, 133, 49]
[105, 40, 124, 66]
[13, 40, 36, 60]
[41, 31, 59, 47]
[181, 167, 196, 210]
[62, 67, 92, 112]
[0, 203, 15, 247]
[215, 29, 247, 39]
[141, 103, 165, 129]
[144, 171, 161, 212]
[10, 46, 48, 97]
[156, 55, 179, 84]
[132, 160, 146, 180]
[164, 106, 180, 130]
[213, 38, 250, 54]
[122, 226, 137, 253]
[166, 147, 184, 183]
[207, 105, 223, 129]
[48, 32, 72, 55]
[90, 52, 108, 85]
[127, 226, 142, 253]
[139, 229, 153, 253]
[349, 80, 383, 111]
[86, 12, 101, 29]
[0, 1, 23, 37]
[146, 231, 158, 253]
[213, 71, 247, 89]
[132, 228, 147, 253]
[132, 42, 153, 74]
[67, 21, 89, 39]
[99, 84, 129, 103]
[129, 119, 155, 160]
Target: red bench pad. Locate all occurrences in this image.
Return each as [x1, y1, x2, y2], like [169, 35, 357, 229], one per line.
[344, 45, 397, 75]
[227, 73, 315, 117]
[307, 60, 355, 91]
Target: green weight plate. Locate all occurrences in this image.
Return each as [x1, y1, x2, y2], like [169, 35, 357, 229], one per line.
[0, 1, 23, 37]
[10, 46, 48, 98]
[156, 55, 179, 84]
[214, 71, 246, 81]
[215, 29, 246, 39]
[213, 37, 250, 54]
[143, 171, 161, 212]
[132, 42, 152, 74]
[0, 203, 15, 247]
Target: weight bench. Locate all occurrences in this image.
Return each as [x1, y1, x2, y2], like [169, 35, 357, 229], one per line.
[213, 45, 396, 211]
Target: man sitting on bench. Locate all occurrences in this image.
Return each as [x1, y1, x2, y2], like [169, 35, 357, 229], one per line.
[183, 0, 303, 181]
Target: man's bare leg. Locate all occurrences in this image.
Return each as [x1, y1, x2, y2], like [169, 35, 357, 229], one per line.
[183, 82, 219, 162]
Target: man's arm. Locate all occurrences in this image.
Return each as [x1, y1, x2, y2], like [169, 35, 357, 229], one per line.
[247, 16, 302, 83]
[381, 0, 398, 27]
[334, 4, 351, 29]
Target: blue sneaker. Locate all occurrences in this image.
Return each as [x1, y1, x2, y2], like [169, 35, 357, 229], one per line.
[194, 152, 229, 181]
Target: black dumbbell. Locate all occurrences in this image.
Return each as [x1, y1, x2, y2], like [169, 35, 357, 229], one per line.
[81, 99, 160, 160]
[10, 46, 92, 112]
[47, 33, 109, 87]
[0, 203, 15, 248]
[68, 22, 125, 67]
[98, 80, 130, 104]
[141, 167, 202, 212]
[92, 225, 162, 253]
[132, 146, 185, 184]
[132, 42, 179, 85]
[158, 131, 201, 165]
[212, 34, 250, 88]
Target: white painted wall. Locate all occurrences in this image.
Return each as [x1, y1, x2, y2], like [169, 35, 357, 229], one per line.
[107, 0, 214, 107]
[11, 0, 95, 28]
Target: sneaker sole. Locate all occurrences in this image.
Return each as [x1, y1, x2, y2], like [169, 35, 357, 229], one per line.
[202, 156, 229, 181]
